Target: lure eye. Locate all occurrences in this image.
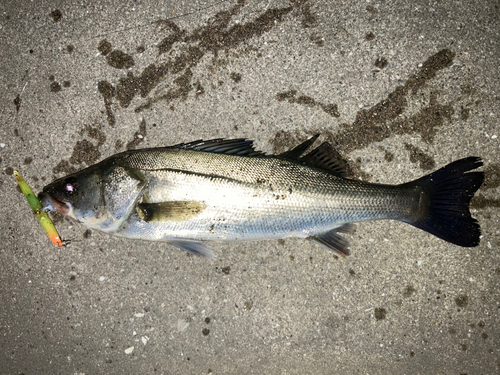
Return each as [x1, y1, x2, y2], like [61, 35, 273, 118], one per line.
[63, 179, 78, 196]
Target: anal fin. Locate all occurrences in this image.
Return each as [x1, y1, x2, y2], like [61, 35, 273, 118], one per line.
[310, 224, 356, 257]
[169, 241, 215, 259]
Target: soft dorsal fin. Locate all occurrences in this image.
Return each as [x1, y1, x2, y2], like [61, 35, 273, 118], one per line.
[279, 134, 320, 159]
[173, 138, 265, 157]
[300, 142, 350, 178]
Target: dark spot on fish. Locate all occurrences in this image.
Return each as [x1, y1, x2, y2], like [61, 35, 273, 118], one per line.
[70, 139, 101, 165]
[374, 308, 386, 320]
[202, 328, 210, 336]
[63, 81, 71, 88]
[289, 255, 295, 261]
[374, 57, 388, 69]
[98, 39, 112, 55]
[50, 82, 62, 92]
[106, 50, 135, 70]
[66, 45, 74, 53]
[70, 275, 76, 281]
[23, 157, 32, 165]
[51, 9, 62, 22]
[136, 45, 145, 53]
[221, 266, 230, 275]
[126, 118, 147, 150]
[276, 89, 339, 117]
[455, 294, 468, 308]
[481, 332, 488, 339]
[205, 317, 210, 324]
[460, 343, 467, 351]
[448, 327, 457, 335]
[230, 72, 242, 82]
[14, 94, 21, 112]
[4, 167, 14, 175]
[366, 5, 378, 14]
[348, 269, 355, 276]
[403, 285, 416, 297]
[365, 32, 375, 41]
[83, 230, 91, 238]
[98, 80, 116, 127]
[405, 144, 435, 170]
[244, 301, 253, 311]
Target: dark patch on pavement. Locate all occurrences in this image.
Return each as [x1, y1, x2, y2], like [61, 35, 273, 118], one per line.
[23, 157, 32, 165]
[365, 32, 375, 41]
[455, 294, 469, 308]
[51, 9, 62, 22]
[271, 49, 456, 160]
[4, 167, 14, 175]
[202, 328, 210, 336]
[366, 5, 378, 14]
[50, 81, 62, 93]
[276, 89, 340, 117]
[14, 94, 21, 112]
[471, 163, 500, 209]
[244, 301, 253, 311]
[374, 57, 388, 69]
[379, 147, 394, 162]
[125, 119, 147, 150]
[98, 39, 113, 55]
[66, 45, 74, 53]
[405, 144, 436, 170]
[374, 307, 386, 320]
[230, 72, 242, 83]
[205, 317, 210, 324]
[97, 1, 320, 125]
[106, 50, 135, 70]
[221, 266, 231, 275]
[98, 80, 116, 127]
[403, 284, 416, 297]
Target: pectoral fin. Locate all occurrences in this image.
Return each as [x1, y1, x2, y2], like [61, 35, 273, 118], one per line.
[137, 201, 206, 222]
[169, 240, 215, 259]
[310, 224, 356, 257]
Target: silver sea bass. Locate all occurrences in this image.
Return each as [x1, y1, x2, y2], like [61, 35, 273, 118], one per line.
[39, 135, 484, 258]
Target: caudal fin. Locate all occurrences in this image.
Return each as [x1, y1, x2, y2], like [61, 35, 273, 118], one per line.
[404, 157, 484, 247]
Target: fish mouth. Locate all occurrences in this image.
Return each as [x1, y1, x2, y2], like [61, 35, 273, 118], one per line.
[38, 192, 71, 215]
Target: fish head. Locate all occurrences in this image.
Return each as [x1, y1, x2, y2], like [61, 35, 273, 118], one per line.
[39, 165, 104, 223]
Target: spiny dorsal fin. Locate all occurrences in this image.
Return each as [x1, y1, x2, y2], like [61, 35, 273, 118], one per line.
[173, 138, 265, 157]
[278, 134, 320, 159]
[300, 142, 350, 178]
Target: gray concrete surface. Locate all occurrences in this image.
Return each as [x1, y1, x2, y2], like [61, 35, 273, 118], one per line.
[1, 1, 499, 374]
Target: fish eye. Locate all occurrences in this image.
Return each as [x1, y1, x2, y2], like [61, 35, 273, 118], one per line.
[63, 178, 78, 196]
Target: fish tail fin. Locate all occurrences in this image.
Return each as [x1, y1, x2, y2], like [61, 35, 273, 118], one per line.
[402, 157, 484, 247]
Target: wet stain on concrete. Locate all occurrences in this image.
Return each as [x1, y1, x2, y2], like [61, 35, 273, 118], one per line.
[455, 294, 469, 308]
[374, 307, 387, 320]
[244, 301, 253, 311]
[276, 90, 340, 117]
[106, 50, 135, 70]
[405, 144, 436, 170]
[271, 49, 457, 167]
[471, 163, 500, 209]
[374, 57, 388, 69]
[98, 80, 116, 127]
[97, 1, 319, 125]
[125, 119, 147, 150]
[14, 94, 21, 112]
[403, 284, 416, 298]
[230, 72, 242, 83]
[52, 123, 106, 175]
[202, 328, 210, 336]
[51, 9, 62, 22]
[221, 266, 231, 275]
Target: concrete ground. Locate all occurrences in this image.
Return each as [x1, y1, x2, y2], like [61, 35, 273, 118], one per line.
[1, 0, 499, 374]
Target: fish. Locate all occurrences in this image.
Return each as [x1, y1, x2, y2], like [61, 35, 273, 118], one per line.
[38, 135, 484, 259]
